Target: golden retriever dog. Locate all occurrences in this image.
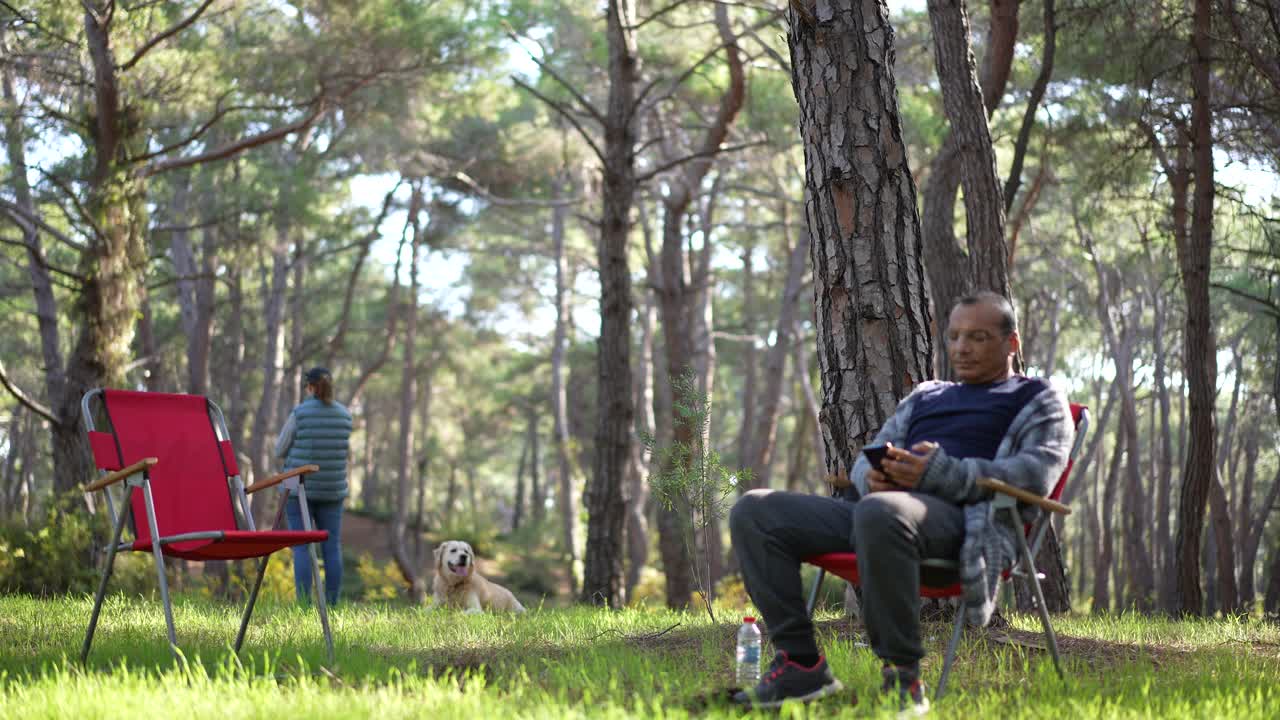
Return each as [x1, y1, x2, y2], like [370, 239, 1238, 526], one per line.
[432, 540, 526, 613]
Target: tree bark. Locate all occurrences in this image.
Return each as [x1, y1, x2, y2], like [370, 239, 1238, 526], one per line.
[926, 0, 1010, 299]
[1206, 469, 1240, 613]
[793, 328, 827, 476]
[788, 0, 934, 477]
[734, 230, 758, 472]
[742, 228, 810, 490]
[580, 0, 638, 608]
[1092, 430, 1124, 613]
[248, 224, 291, 505]
[920, 0, 1018, 374]
[651, 2, 746, 608]
[1149, 270, 1176, 602]
[48, 5, 150, 500]
[625, 290, 656, 601]
[390, 185, 425, 602]
[513, 416, 529, 532]
[550, 176, 577, 589]
[1173, 0, 1217, 616]
[2, 62, 78, 495]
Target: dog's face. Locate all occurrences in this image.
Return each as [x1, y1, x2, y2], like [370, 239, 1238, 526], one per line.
[434, 540, 475, 585]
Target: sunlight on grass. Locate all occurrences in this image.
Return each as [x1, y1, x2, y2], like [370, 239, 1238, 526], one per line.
[1, 596, 1277, 718]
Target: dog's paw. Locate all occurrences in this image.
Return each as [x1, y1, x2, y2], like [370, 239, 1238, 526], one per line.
[464, 607, 482, 615]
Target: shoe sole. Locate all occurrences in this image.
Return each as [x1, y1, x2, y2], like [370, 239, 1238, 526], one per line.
[897, 698, 931, 718]
[749, 679, 845, 709]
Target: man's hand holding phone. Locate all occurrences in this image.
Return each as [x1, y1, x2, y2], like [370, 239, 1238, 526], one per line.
[864, 441, 938, 492]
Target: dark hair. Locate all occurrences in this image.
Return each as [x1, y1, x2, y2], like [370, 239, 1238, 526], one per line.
[305, 367, 335, 404]
[955, 291, 1017, 335]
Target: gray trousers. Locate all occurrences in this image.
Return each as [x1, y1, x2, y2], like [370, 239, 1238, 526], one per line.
[728, 489, 964, 666]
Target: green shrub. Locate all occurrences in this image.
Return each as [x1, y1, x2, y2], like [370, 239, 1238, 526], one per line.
[0, 505, 100, 595]
[353, 552, 408, 603]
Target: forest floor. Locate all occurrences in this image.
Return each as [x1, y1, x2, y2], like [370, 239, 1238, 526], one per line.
[1, 595, 1277, 718]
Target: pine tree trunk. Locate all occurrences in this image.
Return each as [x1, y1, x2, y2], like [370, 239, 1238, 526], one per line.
[743, 228, 810, 490]
[550, 178, 576, 588]
[650, 2, 745, 608]
[390, 186, 424, 602]
[1093, 431, 1124, 613]
[920, 0, 1018, 374]
[1173, 0, 1217, 616]
[625, 292, 656, 601]
[248, 228, 290, 512]
[926, 0, 1009, 300]
[788, 0, 934, 474]
[580, 0, 638, 608]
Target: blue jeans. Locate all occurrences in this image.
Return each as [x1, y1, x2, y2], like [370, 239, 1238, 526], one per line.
[284, 497, 344, 606]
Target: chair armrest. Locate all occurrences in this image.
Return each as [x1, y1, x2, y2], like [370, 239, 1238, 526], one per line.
[245, 464, 320, 494]
[85, 457, 159, 493]
[978, 477, 1071, 515]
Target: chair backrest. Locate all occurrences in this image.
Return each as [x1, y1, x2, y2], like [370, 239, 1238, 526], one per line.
[1046, 403, 1089, 502]
[86, 390, 240, 543]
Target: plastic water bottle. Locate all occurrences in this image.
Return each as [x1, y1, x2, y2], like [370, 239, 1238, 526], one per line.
[735, 616, 762, 686]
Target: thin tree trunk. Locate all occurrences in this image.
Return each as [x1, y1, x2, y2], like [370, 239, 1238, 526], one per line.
[550, 177, 578, 592]
[651, 2, 746, 609]
[742, 227, 810, 491]
[248, 227, 290, 510]
[1093, 432, 1123, 613]
[793, 329, 826, 476]
[390, 185, 425, 602]
[625, 290, 656, 601]
[785, 402, 814, 493]
[3, 57, 76, 496]
[581, 0, 638, 608]
[1173, 0, 1217, 616]
[734, 229, 758, 470]
[1238, 439, 1276, 606]
[1151, 280, 1176, 607]
[513, 417, 529, 532]
[920, 0, 1018, 374]
[1207, 469, 1240, 612]
[926, 0, 1010, 300]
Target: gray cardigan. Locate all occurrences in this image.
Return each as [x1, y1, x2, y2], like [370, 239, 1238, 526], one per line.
[849, 378, 1074, 625]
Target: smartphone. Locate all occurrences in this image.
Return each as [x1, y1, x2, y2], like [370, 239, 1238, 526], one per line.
[862, 444, 890, 472]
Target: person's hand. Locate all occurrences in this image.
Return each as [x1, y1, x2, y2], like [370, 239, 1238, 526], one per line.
[867, 468, 899, 493]
[881, 441, 938, 489]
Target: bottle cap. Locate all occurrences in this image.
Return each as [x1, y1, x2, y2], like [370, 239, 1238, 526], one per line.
[743, 616, 755, 623]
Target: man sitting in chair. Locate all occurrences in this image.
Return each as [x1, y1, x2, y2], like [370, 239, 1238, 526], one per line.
[729, 291, 1073, 713]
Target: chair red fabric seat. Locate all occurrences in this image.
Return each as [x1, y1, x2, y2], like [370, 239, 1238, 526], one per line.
[130, 530, 329, 561]
[805, 555, 1016, 599]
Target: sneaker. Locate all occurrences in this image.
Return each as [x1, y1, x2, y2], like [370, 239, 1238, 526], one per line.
[895, 667, 930, 717]
[877, 665, 930, 716]
[732, 652, 844, 708]
[880, 663, 897, 694]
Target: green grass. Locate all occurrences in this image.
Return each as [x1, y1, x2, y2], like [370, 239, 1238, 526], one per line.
[1, 594, 1277, 718]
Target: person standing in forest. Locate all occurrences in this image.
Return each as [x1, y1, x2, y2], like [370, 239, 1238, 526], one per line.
[275, 366, 354, 606]
[729, 292, 1073, 712]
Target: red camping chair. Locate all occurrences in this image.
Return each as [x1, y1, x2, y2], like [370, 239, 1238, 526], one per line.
[80, 388, 334, 664]
[804, 403, 1089, 699]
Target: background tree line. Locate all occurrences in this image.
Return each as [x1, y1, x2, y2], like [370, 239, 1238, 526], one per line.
[0, 0, 1277, 616]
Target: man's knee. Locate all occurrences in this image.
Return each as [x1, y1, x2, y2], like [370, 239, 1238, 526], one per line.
[729, 488, 775, 537]
[853, 493, 903, 537]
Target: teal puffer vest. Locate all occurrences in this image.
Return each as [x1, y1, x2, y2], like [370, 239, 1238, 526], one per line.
[285, 397, 353, 502]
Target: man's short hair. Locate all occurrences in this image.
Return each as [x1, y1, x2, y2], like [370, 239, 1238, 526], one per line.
[954, 291, 1017, 335]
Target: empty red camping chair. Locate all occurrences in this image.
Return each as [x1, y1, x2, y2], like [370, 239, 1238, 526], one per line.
[80, 388, 334, 663]
[804, 403, 1089, 699]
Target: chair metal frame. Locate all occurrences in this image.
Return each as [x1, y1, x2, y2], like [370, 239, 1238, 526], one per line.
[80, 388, 335, 665]
[805, 405, 1090, 699]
